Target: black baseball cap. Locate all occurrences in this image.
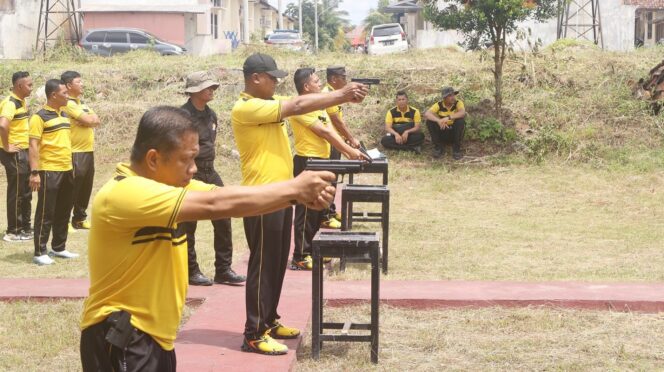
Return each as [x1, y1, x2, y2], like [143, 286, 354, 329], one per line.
[326, 65, 346, 77]
[242, 53, 288, 78]
[442, 86, 460, 98]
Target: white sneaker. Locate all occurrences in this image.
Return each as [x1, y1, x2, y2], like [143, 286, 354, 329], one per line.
[49, 250, 79, 259]
[33, 254, 55, 265]
[3, 233, 23, 242]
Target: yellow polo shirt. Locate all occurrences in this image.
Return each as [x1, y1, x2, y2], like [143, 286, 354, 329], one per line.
[231, 92, 293, 186]
[0, 93, 30, 149]
[385, 105, 421, 127]
[291, 109, 331, 159]
[28, 105, 72, 171]
[428, 100, 465, 125]
[322, 84, 343, 121]
[62, 97, 96, 152]
[80, 163, 215, 351]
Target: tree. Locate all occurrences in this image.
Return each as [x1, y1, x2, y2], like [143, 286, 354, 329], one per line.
[363, 0, 393, 32]
[422, 0, 557, 117]
[285, 0, 350, 52]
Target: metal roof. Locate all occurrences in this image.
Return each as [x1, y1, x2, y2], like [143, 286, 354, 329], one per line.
[384, 0, 422, 13]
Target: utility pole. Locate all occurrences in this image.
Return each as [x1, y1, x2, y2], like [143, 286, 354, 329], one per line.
[314, 0, 318, 53]
[36, 0, 81, 57]
[556, 0, 603, 48]
[299, 0, 303, 39]
[243, 0, 250, 43]
[278, 0, 283, 29]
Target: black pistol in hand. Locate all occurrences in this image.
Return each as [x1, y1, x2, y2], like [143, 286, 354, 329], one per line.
[350, 78, 381, 86]
[305, 160, 367, 183]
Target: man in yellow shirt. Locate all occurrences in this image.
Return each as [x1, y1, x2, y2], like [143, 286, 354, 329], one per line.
[289, 67, 366, 270]
[0, 71, 33, 242]
[320, 65, 361, 228]
[424, 86, 467, 160]
[28, 79, 78, 265]
[61, 71, 100, 231]
[80, 105, 336, 371]
[232, 53, 368, 355]
[381, 90, 425, 153]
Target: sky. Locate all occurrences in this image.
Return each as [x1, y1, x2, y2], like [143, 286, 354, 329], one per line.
[267, 0, 379, 27]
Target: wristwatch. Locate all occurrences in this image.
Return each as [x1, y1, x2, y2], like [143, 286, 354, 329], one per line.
[30, 170, 39, 176]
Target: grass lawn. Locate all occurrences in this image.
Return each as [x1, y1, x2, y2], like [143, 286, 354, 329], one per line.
[296, 305, 664, 371]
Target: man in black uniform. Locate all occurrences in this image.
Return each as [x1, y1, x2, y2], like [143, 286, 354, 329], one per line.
[180, 71, 246, 286]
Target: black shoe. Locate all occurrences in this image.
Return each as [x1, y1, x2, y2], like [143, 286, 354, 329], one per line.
[432, 147, 443, 159]
[453, 151, 463, 160]
[214, 269, 246, 285]
[189, 272, 213, 286]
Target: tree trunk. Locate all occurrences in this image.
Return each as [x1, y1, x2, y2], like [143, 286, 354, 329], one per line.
[493, 32, 505, 121]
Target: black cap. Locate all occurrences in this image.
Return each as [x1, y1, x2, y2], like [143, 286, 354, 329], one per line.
[242, 53, 288, 78]
[442, 86, 459, 98]
[326, 65, 346, 77]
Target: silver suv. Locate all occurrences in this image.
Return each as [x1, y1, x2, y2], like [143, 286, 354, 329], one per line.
[79, 28, 186, 56]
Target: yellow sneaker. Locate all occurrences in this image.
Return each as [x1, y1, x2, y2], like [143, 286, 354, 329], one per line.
[271, 321, 300, 339]
[68, 224, 77, 234]
[72, 220, 91, 230]
[320, 217, 341, 229]
[290, 255, 312, 271]
[241, 331, 289, 355]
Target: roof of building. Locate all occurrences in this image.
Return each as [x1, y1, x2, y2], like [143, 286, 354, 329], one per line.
[384, 0, 422, 13]
[78, 4, 206, 14]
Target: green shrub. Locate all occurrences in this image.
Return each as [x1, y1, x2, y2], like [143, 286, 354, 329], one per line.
[465, 117, 516, 143]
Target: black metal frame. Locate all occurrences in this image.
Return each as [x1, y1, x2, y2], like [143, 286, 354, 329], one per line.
[312, 231, 380, 363]
[340, 184, 390, 274]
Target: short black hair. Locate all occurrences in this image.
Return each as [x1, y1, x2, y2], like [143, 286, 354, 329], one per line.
[44, 79, 64, 98]
[396, 90, 408, 98]
[130, 106, 197, 163]
[60, 71, 81, 85]
[294, 68, 315, 95]
[12, 71, 29, 86]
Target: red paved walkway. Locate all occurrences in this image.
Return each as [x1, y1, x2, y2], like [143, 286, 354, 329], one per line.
[1, 276, 663, 371]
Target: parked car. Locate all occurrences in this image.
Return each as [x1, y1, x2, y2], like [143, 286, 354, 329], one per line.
[367, 23, 408, 55]
[79, 28, 186, 56]
[264, 32, 307, 52]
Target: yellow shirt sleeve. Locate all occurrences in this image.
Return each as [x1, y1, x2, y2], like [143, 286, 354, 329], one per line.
[428, 102, 440, 113]
[234, 98, 282, 126]
[414, 108, 421, 124]
[0, 100, 16, 120]
[185, 179, 217, 192]
[385, 110, 393, 126]
[63, 100, 85, 120]
[456, 100, 465, 111]
[28, 115, 44, 139]
[326, 104, 341, 117]
[106, 177, 188, 229]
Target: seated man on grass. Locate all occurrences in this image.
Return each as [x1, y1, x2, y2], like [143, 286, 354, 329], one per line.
[380, 90, 424, 153]
[424, 86, 466, 160]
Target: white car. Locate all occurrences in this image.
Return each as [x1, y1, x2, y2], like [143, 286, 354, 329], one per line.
[367, 23, 408, 55]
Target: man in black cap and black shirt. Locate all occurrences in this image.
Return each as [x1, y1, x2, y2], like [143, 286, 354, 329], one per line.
[180, 71, 246, 286]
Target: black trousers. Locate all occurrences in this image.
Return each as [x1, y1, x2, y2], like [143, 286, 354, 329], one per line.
[380, 123, 425, 151]
[180, 166, 234, 277]
[292, 155, 325, 262]
[34, 170, 73, 256]
[80, 318, 176, 372]
[426, 118, 466, 153]
[243, 207, 292, 338]
[72, 152, 95, 223]
[0, 149, 31, 234]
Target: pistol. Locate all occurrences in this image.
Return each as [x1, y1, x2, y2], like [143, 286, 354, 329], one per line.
[305, 159, 366, 183]
[350, 78, 380, 85]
